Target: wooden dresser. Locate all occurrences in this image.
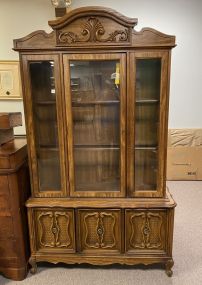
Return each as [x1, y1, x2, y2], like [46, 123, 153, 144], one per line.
[0, 138, 30, 280]
[14, 6, 176, 276]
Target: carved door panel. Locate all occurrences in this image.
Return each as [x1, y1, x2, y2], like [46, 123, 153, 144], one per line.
[35, 209, 75, 252]
[78, 209, 121, 253]
[125, 210, 167, 254]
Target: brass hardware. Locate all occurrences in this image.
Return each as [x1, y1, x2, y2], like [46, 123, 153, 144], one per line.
[97, 227, 103, 235]
[143, 226, 150, 235]
[52, 227, 57, 234]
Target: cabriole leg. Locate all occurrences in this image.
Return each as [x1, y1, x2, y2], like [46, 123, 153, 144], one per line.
[165, 259, 174, 277]
[29, 257, 37, 274]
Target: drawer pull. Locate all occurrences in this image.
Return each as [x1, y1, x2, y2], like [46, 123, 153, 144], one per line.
[143, 226, 150, 235]
[97, 227, 103, 235]
[52, 227, 57, 234]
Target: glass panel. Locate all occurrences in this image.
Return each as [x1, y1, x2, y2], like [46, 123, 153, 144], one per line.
[70, 60, 121, 192]
[30, 61, 61, 191]
[135, 59, 161, 190]
[136, 59, 161, 100]
[135, 102, 159, 146]
[74, 148, 119, 192]
[135, 149, 157, 190]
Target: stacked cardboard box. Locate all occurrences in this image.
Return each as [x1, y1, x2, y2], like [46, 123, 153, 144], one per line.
[167, 129, 202, 180]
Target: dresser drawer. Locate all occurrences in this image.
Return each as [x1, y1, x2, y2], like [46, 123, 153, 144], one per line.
[78, 209, 121, 253]
[0, 176, 9, 195]
[125, 210, 167, 254]
[0, 216, 13, 239]
[0, 240, 18, 260]
[0, 195, 11, 213]
[0, 175, 11, 214]
[34, 209, 75, 253]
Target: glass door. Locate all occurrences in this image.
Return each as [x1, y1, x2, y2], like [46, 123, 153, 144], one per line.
[127, 51, 169, 197]
[63, 54, 126, 197]
[22, 55, 66, 197]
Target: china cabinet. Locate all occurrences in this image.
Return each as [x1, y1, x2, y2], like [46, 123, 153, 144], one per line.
[14, 6, 176, 276]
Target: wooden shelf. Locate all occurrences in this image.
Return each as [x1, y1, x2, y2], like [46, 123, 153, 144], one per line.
[135, 146, 158, 150]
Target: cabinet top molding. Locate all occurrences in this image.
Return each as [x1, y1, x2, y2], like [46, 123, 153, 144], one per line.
[48, 6, 138, 29]
[13, 6, 176, 51]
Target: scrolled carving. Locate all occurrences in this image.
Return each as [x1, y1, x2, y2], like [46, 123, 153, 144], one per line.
[38, 212, 55, 248]
[57, 17, 129, 45]
[143, 224, 150, 236]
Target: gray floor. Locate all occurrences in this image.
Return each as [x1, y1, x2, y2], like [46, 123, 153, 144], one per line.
[1, 181, 202, 285]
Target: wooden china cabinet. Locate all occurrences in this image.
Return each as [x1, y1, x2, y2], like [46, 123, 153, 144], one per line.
[14, 6, 176, 276]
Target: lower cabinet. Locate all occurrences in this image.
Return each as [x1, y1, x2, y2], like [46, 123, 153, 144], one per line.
[30, 207, 172, 257]
[34, 209, 75, 252]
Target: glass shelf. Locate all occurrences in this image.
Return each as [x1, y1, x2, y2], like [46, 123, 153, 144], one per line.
[74, 145, 120, 150]
[72, 100, 120, 105]
[135, 146, 158, 150]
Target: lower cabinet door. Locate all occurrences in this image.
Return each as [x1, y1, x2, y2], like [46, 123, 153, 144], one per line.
[35, 209, 75, 252]
[78, 209, 121, 253]
[125, 210, 167, 254]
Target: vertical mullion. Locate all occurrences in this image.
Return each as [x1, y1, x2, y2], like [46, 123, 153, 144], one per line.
[120, 53, 126, 197]
[54, 54, 67, 197]
[127, 52, 135, 197]
[158, 52, 169, 197]
[63, 55, 75, 197]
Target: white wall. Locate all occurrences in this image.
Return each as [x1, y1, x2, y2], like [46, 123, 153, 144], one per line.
[0, 0, 201, 134]
[0, 0, 54, 134]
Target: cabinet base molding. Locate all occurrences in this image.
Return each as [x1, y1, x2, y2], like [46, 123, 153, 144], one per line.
[0, 266, 28, 281]
[29, 254, 174, 276]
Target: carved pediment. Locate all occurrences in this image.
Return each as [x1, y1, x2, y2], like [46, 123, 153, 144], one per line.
[48, 6, 137, 46]
[13, 6, 175, 50]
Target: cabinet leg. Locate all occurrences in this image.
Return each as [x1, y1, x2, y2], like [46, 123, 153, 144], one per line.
[165, 259, 174, 277]
[29, 257, 37, 274]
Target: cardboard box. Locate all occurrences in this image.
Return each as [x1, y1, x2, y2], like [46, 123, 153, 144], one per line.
[0, 112, 22, 129]
[167, 129, 202, 180]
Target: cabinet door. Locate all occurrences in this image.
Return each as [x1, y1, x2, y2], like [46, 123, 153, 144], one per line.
[21, 55, 66, 197]
[63, 54, 126, 197]
[127, 52, 169, 197]
[125, 209, 167, 254]
[78, 209, 121, 253]
[34, 209, 75, 253]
